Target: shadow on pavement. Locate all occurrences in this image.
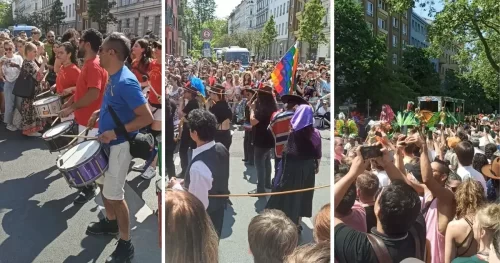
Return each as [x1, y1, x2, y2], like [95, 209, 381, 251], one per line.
[221, 205, 236, 239]
[298, 221, 314, 245]
[0, 128, 47, 163]
[0, 166, 84, 263]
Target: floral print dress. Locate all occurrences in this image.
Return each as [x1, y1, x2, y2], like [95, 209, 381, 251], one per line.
[20, 60, 43, 135]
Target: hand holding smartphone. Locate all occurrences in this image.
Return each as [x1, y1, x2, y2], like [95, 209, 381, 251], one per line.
[360, 144, 383, 160]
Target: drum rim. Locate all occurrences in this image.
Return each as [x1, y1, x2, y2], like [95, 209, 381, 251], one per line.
[33, 96, 60, 105]
[43, 120, 76, 139]
[57, 139, 105, 171]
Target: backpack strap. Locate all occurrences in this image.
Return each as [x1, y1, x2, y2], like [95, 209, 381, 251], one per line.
[367, 234, 393, 263]
[408, 227, 423, 260]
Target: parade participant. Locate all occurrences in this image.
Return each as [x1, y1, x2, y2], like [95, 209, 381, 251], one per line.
[248, 85, 278, 195]
[380, 104, 395, 123]
[1, 40, 23, 131]
[86, 32, 153, 262]
[54, 41, 80, 121]
[132, 40, 162, 180]
[169, 109, 230, 239]
[177, 82, 201, 177]
[269, 94, 308, 175]
[440, 107, 447, 125]
[241, 87, 255, 165]
[267, 104, 322, 231]
[207, 84, 233, 150]
[59, 28, 108, 204]
[130, 38, 153, 90]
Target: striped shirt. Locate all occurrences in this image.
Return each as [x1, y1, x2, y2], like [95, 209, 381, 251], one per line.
[269, 110, 294, 158]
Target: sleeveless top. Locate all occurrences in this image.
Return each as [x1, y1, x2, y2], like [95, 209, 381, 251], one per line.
[423, 193, 445, 263]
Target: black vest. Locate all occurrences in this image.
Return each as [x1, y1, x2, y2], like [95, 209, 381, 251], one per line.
[185, 142, 230, 213]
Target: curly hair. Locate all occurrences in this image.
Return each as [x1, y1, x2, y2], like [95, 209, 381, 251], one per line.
[455, 179, 486, 219]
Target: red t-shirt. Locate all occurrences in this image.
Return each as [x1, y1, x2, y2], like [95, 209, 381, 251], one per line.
[131, 59, 150, 83]
[148, 60, 162, 104]
[56, 64, 80, 94]
[74, 57, 108, 128]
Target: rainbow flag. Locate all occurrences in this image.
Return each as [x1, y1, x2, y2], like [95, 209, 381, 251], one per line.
[271, 41, 299, 96]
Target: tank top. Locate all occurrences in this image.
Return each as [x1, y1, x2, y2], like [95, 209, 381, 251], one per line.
[423, 193, 445, 263]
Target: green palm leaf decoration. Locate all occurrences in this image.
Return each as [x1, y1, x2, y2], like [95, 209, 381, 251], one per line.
[426, 112, 440, 127]
[446, 110, 458, 125]
[402, 112, 419, 126]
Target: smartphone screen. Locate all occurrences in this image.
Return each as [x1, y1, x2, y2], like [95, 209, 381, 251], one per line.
[360, 145, 383, 159]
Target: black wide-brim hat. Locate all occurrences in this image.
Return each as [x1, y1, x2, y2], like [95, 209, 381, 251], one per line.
[182, 82, 198, 94]
[281, 94, 308, 105]
[206, 84, 226, 95]
[257, 84, 275, 95]
[242, 86, 256, 94]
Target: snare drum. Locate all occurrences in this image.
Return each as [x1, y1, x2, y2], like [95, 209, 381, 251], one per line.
[42, 120, 78, 152]
[33, 96, 62, 118]
[57, 140, 109, 188]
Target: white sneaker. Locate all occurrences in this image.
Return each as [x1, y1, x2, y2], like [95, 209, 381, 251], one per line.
[132, 162, 145, 171]
[6, 124, 17, 131]
[140, 166, 156, 180]
[27, 132, 42, 137]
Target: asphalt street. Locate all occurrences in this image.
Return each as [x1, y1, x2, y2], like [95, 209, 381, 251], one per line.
[169, 128, 332, 263]
[0, 125, 161, 263]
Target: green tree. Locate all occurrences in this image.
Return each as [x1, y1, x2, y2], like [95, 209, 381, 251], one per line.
[443, 70, 494, 113]
[335, 0, 414, 112]
[50, 0, 66, 35]
[298, 0, 327, 60]
[262, 15, 278, 59]
[400, 46, 441, 95]
[0, 1, 13, 28]
[192, 0, 217, 33]
[88, 0, 117, 33]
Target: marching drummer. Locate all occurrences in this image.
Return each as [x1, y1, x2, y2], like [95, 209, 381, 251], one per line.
[59, 28, 108, 205]
[54, 41, 80, 122]
[88, 32, 153, 263]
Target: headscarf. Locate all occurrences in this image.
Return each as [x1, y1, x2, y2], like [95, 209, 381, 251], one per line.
[291, 104, 314, 131]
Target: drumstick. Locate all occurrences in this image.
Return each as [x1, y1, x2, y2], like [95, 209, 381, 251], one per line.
[60, 135, 97, 139]
[36, 89, 53, 98]
[68, 118, 100, 145]
[51, 117, 59, 126]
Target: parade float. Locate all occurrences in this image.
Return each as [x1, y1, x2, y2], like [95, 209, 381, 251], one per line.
[417, 96, 465, 123]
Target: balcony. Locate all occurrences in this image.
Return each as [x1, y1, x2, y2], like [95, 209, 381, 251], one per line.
[379, 7, 388, 16]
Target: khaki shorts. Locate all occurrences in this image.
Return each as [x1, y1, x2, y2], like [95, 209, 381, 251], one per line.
[102, 142, 132, 200]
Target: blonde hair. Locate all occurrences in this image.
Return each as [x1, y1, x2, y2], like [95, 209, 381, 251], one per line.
[285, 242, 330, 263]
[24, 42, 36, 57]
[165, 190, 219, 263]
[313, 204, 330, 242]
[476, 203, 500, 232]
[455, 179, 486, 219]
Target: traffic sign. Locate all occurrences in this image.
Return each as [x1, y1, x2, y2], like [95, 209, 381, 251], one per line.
[202, 41, 211, 58]
[201, 29, 212, 40]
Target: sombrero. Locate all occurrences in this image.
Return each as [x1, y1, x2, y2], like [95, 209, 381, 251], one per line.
[281, 94, 308, 105]
[242, 86, 256, 94]
[182, 81, 198, 94]
[257, 84, 275, 95]
[206, 84, 226, 95]
[482, 157, 500, 180]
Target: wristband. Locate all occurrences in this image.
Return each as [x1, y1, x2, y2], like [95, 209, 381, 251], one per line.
[114, 126, 127, 136]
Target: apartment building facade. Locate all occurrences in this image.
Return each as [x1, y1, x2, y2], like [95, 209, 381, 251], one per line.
[108, 0, 162, 39]
[269, 0, 289, 60]
[166, 0, 178, 56]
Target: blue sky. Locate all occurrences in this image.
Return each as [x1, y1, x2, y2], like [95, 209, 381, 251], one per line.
[413, 1, 444, 19]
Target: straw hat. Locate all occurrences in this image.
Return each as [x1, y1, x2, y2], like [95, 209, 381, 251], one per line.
[482, 157, 500, 180]
[281, 94, 308, 105]
[182, 82, 198, 94]
[206, 84, 226, 95]
[257, 84, 275, 95]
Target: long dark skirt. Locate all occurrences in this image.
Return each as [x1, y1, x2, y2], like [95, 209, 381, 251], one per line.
[266, 156, 315, 225]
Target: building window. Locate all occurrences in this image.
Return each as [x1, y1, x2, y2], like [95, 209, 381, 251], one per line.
[403, 23, 407, 35]
[392, 54, 398, 64]
[403, 39, 406, 48]
[154, 15, 160, 35]
[366, 2, 373, 16]
[393, 17, 399, 28]
[367, 22, 374, 32]
[377, 0, 386, 10]
[143, 17, 149, 35]
[377, 18, 386, 30]
[392, 35, 397, 47]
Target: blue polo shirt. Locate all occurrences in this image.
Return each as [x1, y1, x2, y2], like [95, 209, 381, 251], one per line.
[99, 66, 147, 146]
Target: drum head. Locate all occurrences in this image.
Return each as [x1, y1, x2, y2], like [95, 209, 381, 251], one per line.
[34, 96, 59, 105]
[58, 140, 101, 169]
[43, 121, 73, 138]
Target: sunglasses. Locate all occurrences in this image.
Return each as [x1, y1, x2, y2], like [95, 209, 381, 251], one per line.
[4, 48, 12, 51]
[47, 36, 54, 38]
